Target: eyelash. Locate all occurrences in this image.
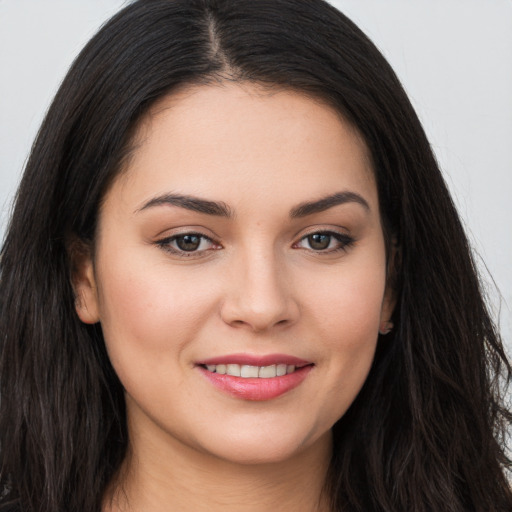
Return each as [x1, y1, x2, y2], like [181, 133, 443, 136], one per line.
[156, 230, 355, 257]
[156, 232, 219, 257]
[293, 231, 355, 253]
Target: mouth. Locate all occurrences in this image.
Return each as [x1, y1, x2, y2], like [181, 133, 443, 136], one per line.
[196, 354, 314, 401]
[201, 363, 301, 378]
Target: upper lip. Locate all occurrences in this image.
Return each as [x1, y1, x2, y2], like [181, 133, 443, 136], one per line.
[197, 353, 312, 367]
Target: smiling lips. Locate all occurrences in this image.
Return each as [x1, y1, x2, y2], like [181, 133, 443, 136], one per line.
[197, 354, 313, 401]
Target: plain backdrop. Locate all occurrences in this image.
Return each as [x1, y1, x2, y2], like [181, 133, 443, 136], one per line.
[1, 0, 511, 351]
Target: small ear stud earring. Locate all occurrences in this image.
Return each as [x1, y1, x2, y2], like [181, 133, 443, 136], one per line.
[379, 321, 394, 335]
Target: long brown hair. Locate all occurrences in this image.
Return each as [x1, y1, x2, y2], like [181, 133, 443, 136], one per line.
[1, 1, 510, 510]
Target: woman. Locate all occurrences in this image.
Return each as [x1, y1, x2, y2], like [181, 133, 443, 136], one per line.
[1, 0, 510, 510]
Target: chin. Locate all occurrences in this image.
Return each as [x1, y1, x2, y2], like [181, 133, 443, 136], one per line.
[194, 425, 332, 467]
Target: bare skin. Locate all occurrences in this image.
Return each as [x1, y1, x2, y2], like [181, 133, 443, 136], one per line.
[74, 82, 393, 512]
[105, 406, 333, 511]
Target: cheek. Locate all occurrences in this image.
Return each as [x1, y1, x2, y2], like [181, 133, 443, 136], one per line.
[301, 256, 386, 415]
[305, 256, 386, 342]
[94, 253, 218, 380]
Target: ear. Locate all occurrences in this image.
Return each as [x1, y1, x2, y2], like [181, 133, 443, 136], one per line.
[379, 241, 399, 334]
[69, 238, 100, 324]
[381, 280, 396, 316]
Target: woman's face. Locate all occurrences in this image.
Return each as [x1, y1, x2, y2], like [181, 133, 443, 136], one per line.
[75, 83, 394, 465]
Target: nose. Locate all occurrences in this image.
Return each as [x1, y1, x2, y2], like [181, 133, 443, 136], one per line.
[220, 248, 299, 332]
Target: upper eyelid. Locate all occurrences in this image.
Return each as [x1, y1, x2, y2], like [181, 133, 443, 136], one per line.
[291, 220, 350, 235]
[153, 224, 219, 238]
[295, 226, 351, 240]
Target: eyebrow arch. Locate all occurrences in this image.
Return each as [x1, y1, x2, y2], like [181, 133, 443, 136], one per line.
[136, 193, 233, 217]
[289, 191, 370, 218]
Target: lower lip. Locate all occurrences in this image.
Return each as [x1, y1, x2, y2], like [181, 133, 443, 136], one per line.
[198, 365, 313, 401]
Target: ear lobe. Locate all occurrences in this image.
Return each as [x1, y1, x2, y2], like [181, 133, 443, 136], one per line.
[69, 238, 100, 324]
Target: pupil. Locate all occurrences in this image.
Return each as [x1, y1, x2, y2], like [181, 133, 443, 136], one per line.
[309, 234, 330, 250]
[177, 235, 200, 251]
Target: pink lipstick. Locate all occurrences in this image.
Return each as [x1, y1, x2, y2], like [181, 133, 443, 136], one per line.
[196, 354, 313, 401]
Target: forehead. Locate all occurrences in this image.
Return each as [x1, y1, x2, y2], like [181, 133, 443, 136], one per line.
[107, 82, 377, 214]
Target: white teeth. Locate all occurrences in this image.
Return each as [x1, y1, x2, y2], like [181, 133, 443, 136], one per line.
[241, 365, 259, 378]
[226, 364, 241, 377]
[276, 364, 287, 377]
[204, 363, 299, 378]
[259, 365, 277, 378]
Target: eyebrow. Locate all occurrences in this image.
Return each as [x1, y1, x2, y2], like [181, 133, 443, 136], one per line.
[136, 190, 370, 218]
[136, 193, 233, 217]
[289, 191, 370, 218]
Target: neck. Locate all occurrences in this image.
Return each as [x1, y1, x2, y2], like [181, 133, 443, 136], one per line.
[103, 409, 333, 512]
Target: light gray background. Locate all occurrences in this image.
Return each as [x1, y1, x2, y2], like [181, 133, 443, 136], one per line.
[1, 0, 511, 350]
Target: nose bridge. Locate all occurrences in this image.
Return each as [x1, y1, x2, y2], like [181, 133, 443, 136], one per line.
[221, 241, 297, 331]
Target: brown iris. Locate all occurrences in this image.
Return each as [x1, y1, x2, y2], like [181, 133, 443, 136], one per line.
[175, 234, 202, 251]
[307, 233, 331, 250]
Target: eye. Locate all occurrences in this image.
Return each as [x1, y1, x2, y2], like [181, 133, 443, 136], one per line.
[156, 233, 219, 256]
[295, 231, 354, 253]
